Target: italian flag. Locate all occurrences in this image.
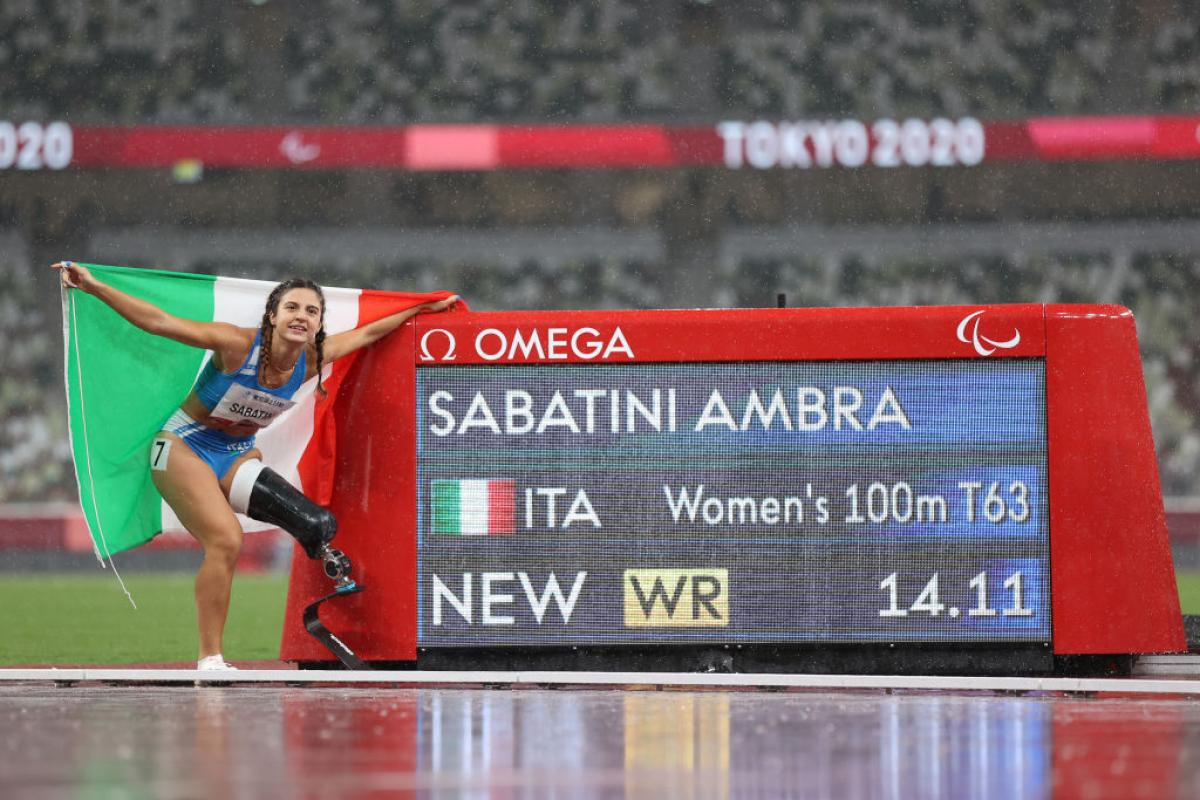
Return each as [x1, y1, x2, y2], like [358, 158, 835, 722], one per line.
[63, 263, 457, 562]
[432, 479, 515, 535]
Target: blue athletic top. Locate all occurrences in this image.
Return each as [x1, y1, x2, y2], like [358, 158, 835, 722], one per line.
[192, 330, 308, 429]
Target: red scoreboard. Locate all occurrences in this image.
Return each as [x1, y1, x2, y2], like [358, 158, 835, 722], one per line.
[281, 304, 1185, 672]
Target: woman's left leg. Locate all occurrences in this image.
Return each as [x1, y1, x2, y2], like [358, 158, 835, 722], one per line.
[151, 437, 261, 659]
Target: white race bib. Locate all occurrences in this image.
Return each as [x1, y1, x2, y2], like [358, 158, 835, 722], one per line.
[209, 384, 297, 428]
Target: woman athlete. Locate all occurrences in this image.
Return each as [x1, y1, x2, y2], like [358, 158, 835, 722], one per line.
[54, 261, 457, 670]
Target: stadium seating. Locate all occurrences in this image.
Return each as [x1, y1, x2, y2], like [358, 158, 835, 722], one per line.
[2, 0, 1188, 122]
[1148, 6, 1200, 111]
[282, 1, 676, 122]
[719, 1, 1120, 118]
[0, 0, 249, 123]
[189, 255, 666, 312]
[0, 260, 73, 503]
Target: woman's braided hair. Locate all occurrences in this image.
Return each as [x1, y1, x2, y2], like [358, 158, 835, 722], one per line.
[260, 278, 328, 396]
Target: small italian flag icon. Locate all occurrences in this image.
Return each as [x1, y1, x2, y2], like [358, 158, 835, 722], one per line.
[432, 479, 516, 535]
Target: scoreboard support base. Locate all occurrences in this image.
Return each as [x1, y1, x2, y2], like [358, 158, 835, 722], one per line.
[292, 648, 1147, 677]
[411, 645, 1059, 678]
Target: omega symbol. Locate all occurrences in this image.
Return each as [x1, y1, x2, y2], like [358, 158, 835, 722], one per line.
[419, 328, 457, 362]
[956, 310, 1021, 357]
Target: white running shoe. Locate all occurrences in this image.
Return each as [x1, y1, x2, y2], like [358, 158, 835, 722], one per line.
[197, 654, 238, 671]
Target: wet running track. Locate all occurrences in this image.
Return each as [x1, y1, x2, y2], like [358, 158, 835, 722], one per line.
[2, 685, 1199, 798]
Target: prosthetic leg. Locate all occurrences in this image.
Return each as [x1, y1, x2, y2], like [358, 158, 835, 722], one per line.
[230, 461, 369, 670]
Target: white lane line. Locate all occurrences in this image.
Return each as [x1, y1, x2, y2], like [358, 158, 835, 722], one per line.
[0, 669, 87, 682]
[1, 669, 1199, 695]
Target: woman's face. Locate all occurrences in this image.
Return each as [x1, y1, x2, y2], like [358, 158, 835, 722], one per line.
[272, 288, 323, 345]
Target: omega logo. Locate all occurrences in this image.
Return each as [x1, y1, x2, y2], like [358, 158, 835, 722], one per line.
[420, 326, 635, 362]
[473, 326, 634, 362]
[419, 329, 457, 362]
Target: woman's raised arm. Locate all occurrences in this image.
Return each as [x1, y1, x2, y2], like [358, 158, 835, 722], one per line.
[321, 294, 459, 364]
[53, 261, 247, 355]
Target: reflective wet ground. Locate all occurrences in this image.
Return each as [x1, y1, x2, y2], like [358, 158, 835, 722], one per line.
[1, 685, 1199, 799]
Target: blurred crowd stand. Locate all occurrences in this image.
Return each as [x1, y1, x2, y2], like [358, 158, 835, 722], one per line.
[3, 0, 1198, 123]
[0, 256, 73, 504]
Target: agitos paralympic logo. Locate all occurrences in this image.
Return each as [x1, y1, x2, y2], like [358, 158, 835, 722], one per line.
[956, 310, 1021, 357]
[420, 326, 635, 363]
[623, 568, 729, 627]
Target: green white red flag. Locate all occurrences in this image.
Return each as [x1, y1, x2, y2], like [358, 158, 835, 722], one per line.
[62, 263, 457, 561]
[431, 479, 516, 535]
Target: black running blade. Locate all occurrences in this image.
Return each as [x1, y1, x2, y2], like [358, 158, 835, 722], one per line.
[302, 584, 370, 670]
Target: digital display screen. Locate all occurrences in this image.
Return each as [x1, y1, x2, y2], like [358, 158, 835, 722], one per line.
[415, 360, 1050, 647]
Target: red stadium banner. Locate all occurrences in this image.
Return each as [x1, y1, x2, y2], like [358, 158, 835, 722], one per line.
[4, 116, 1200, 172]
